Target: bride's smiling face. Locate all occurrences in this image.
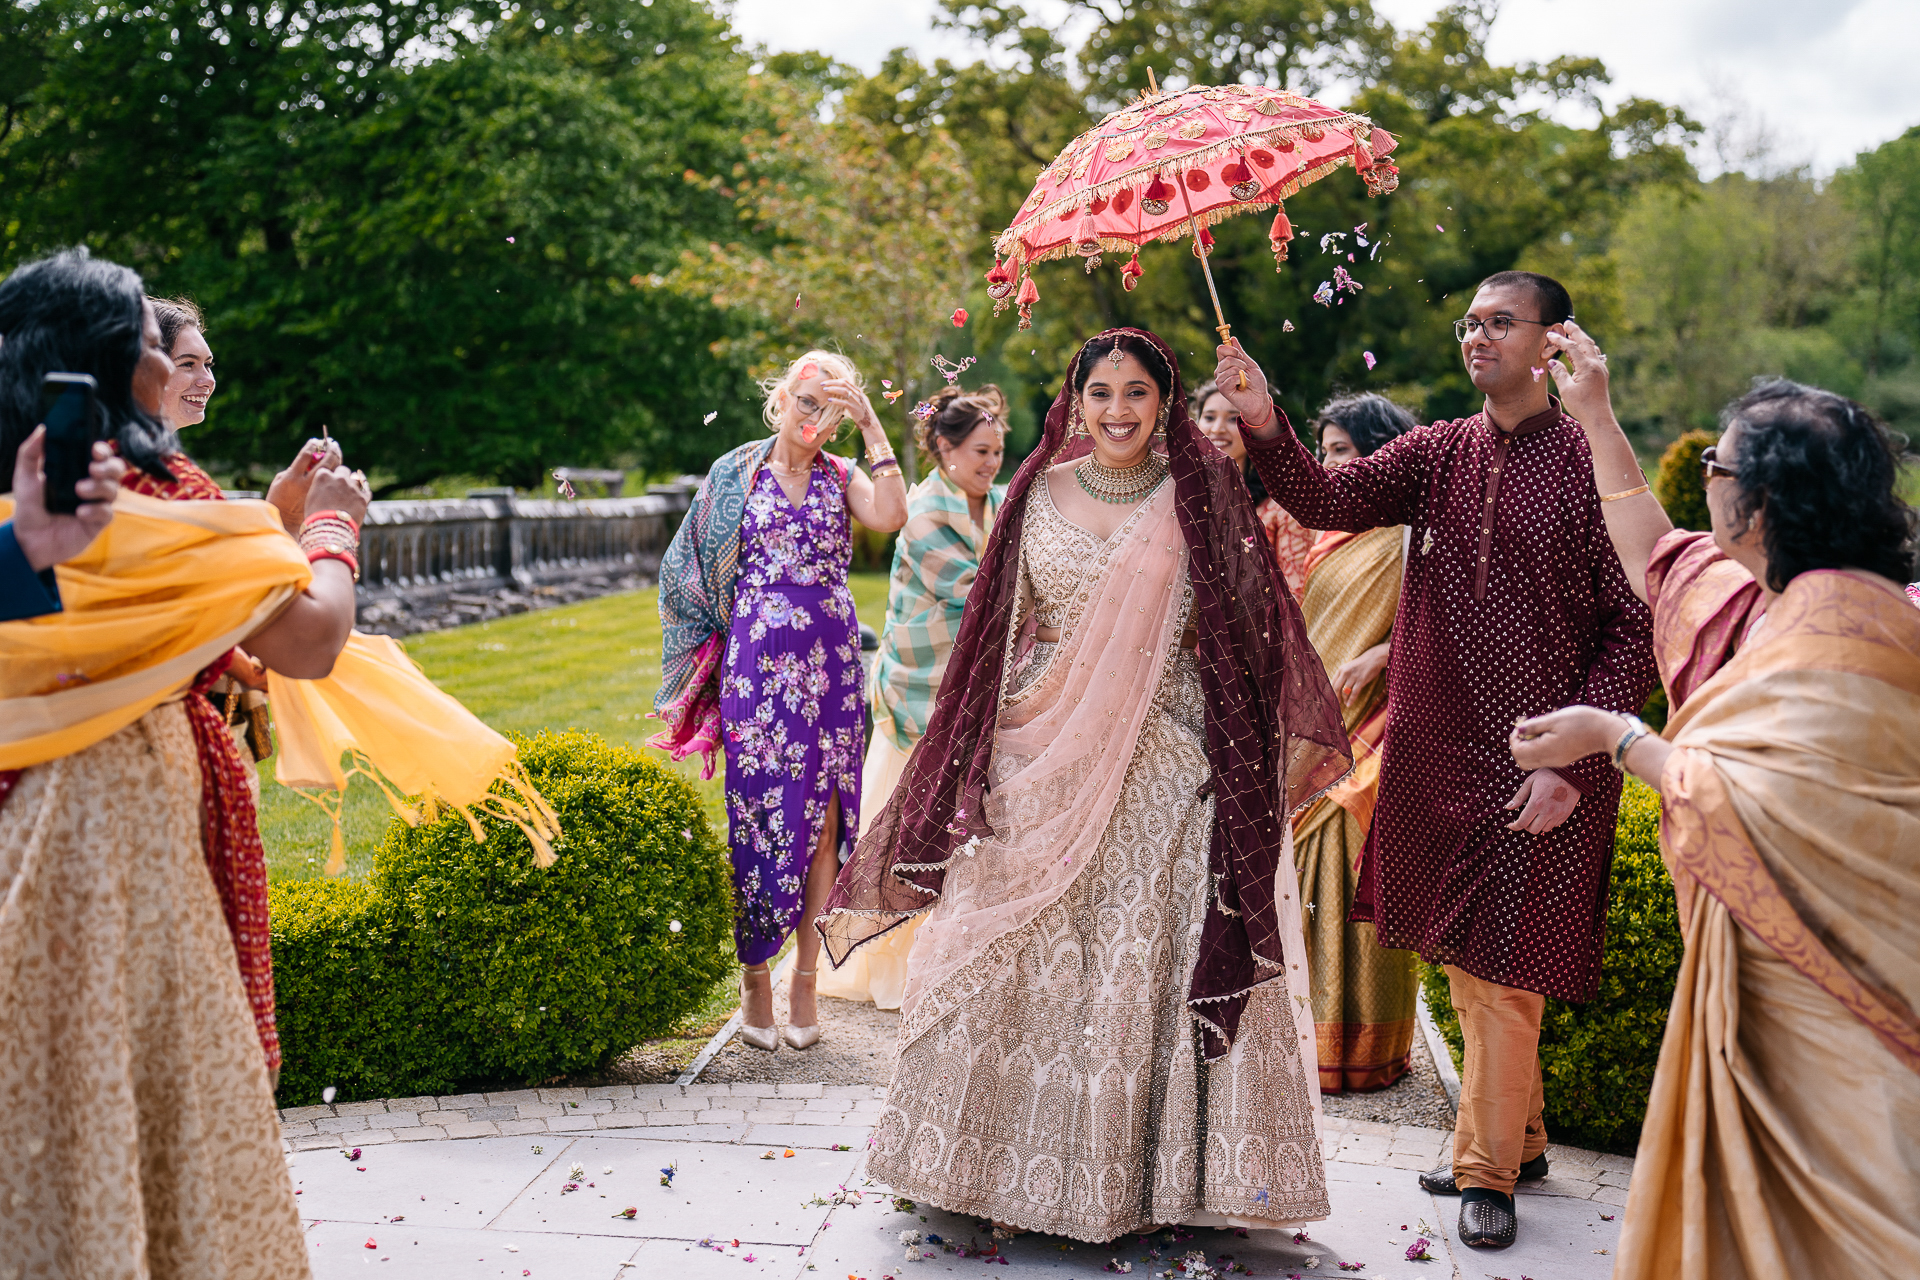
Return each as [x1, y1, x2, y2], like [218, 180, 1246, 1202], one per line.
[1078, 351, 1162, 469]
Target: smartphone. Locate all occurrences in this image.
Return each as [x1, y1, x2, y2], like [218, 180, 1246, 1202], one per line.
[40, 372, 102, 515]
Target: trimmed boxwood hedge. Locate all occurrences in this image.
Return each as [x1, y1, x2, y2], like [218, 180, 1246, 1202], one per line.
[1420, 778, 1682, 1152]
[271, 730, 735, 1106]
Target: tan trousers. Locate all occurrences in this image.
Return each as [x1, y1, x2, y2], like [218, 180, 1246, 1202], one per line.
[1446, 964, 1549, 1195]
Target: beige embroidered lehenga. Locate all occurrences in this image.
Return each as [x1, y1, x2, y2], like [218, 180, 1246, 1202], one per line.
[865, 477, 1329, 1241]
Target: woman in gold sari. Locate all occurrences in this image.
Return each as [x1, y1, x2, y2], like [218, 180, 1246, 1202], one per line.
[1285, 393, 1418, 1093]
[0, 249, 368, 1276]
[820, 330, 1351, 1241]
[1510, 341, 1920, 1278]
[4, 249, 560, 1278]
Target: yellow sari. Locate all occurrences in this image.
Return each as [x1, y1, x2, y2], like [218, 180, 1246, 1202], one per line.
[1615, 569, 1920, 1279]
[1289, 524, 1414, 1092]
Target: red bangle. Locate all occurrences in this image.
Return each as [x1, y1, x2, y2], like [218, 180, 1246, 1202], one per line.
[1241, 401, 1277, 431]
[302, 509, 361, 534]
[305, 545, 360, 581]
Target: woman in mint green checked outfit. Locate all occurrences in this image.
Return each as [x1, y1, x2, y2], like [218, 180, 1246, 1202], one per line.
[818, 385, 1006, 1009]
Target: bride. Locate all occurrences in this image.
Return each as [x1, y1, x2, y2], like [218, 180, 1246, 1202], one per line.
[820, 328, 1352, 1240]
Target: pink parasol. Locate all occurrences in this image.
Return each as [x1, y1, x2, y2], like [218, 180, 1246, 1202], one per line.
[987, 74, 1401, 344]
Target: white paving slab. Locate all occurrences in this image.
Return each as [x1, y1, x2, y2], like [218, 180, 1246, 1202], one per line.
[302, 1218, 641, 1278]
[296, 1115, 1631, 1280]
[488, 1135, 864, 1245]
[291, 1134, 578, 1229]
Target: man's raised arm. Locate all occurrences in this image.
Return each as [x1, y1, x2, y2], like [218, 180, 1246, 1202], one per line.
[1212, 340, 1422, 532]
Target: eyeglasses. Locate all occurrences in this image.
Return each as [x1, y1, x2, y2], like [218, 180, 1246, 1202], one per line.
[1700, 446, 1737, 483]
[1453, 314, 1557, 343]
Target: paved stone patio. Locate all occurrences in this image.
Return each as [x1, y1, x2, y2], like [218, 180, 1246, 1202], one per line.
[283, 1086, 1630, 1279]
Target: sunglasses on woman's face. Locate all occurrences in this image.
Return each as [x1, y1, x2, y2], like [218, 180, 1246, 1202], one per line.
[1700, 445, 1737, 483]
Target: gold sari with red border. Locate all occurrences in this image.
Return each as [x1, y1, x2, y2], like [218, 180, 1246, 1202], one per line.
[1616, 567, 1920, 1279]
[1290, 525, 1412, 1092]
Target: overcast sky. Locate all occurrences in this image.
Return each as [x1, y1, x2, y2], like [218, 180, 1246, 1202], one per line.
[727, 0, 1920, 175]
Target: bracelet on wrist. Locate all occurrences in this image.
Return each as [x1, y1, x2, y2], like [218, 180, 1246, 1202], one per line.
[1241, 401, 1277, 431]
[301, 510, 362, 541]
[863, 437, 897, 466]
[1611, 714, 1653, 771]
[304, 544, 361, 582]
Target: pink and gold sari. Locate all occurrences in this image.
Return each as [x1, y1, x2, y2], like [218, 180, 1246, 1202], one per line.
[1615, 565, 1920, 1279]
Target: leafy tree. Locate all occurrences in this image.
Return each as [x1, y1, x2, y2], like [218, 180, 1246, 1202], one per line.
[838, 1, 1696, 444]
[1, 0, 766, 489]
[1839, 127, 1920, 379]
[670, 77, 982, 486]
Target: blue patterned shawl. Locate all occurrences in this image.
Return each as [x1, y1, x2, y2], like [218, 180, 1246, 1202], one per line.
[654, 437, 775, 714]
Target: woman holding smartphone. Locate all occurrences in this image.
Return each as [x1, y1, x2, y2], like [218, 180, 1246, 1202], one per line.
[0, 247, 367, 1278]
[652, 349, 907, 1050]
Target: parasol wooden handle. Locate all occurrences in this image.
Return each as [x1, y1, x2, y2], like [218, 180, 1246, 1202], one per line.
[1180, 183, 1247, 390]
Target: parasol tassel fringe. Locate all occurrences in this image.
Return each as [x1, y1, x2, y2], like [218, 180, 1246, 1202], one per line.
[996, 113, 1384, 251]
[986, 255, 1015, 313]
[1121, 251, 1144, 291]
[1270, 206, 1293, 271]
[995, 151, 1363, 270]
[1016, 273, 1038, 330]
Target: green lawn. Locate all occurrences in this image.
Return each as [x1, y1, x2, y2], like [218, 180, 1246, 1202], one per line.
[258, 573, 892, 884]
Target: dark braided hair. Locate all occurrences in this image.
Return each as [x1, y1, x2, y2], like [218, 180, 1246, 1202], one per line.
[1721, 378, 1916, 591]
[0, 247, 176, 488]
[916, 384, 1004, 468]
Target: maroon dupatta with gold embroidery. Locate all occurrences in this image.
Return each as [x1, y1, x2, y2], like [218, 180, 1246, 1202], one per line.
[819, 328, 1349, 1058]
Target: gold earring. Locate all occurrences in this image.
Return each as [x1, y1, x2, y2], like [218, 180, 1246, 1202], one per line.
[1154, 403, 1170, 437]
[1069, 399, 1089, 437]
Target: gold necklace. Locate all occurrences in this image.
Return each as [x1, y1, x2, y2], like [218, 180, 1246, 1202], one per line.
[1074, 452, 1168, 504]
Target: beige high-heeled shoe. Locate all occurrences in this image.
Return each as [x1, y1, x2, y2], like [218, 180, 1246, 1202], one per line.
[781, 967, 820, 1050]
[738, 965, 778, 1052]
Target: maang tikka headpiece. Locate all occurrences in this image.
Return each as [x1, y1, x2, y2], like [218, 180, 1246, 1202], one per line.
[1108, 341, 1126, 370]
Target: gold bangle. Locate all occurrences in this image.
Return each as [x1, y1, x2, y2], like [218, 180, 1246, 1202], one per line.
[864, 439, 896, 466]
[1599, 483, 1650, 503]
[870, 461, 902, 480]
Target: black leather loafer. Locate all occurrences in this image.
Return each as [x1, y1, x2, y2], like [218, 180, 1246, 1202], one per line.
[1418, 1151, 1549, 1196]
[1458, 1187, 1518, 1248]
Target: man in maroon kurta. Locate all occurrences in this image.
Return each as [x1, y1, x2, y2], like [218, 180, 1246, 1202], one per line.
[1214, 271, 1657, 1250]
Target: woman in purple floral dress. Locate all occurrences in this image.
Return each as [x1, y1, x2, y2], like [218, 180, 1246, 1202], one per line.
[655, 350, 907, 1051]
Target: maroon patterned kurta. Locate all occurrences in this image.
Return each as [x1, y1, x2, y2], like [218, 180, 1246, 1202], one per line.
[1247, 401, 1656, 1002]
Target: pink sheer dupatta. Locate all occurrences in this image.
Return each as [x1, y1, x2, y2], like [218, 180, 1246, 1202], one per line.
[644, 631, 724, 779]
[899, 485, 1184, 1018]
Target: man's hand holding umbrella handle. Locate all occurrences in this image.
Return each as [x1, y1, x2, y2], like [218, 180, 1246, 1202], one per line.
[1213, 340, 1282, 438]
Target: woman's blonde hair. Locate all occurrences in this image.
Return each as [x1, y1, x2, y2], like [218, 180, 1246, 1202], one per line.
[759, 349, 864, 438]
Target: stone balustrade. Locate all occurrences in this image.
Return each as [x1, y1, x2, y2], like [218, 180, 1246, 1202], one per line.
[353, 482, 695, 604]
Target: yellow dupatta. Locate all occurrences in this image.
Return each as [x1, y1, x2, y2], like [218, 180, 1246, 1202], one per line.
[0, 492, 557, 871]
